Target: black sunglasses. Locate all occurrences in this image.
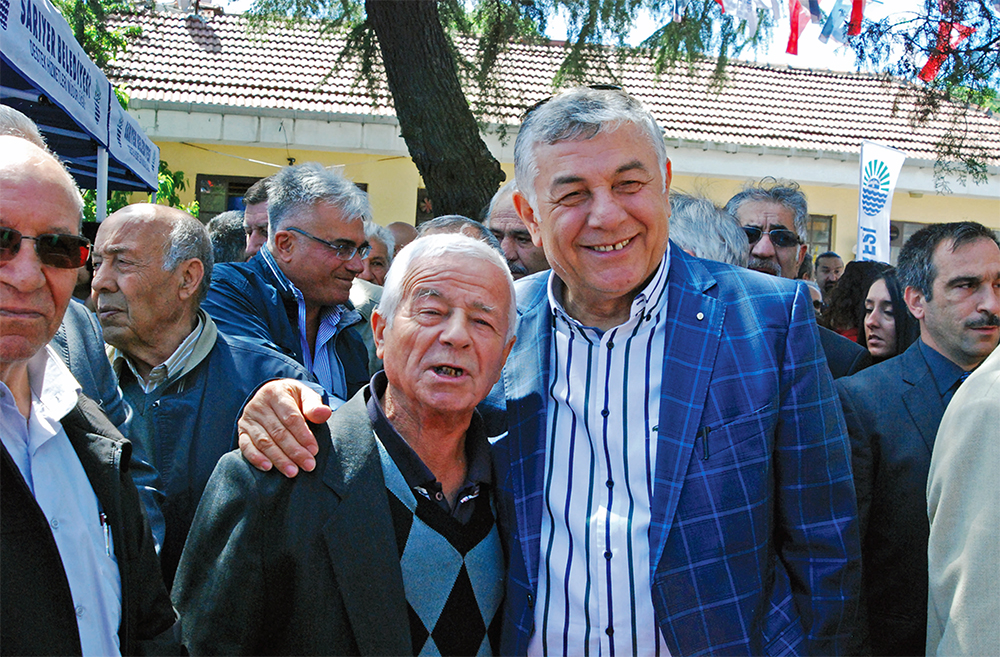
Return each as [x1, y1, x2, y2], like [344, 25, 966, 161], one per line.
[285, 226, 371, 261]
[742, 226, 801, 248]
[0, 227, 92, 269]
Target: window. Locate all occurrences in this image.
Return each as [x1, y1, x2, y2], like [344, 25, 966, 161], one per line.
[805, 214, 833, 261]
[196, 174, 261, 222]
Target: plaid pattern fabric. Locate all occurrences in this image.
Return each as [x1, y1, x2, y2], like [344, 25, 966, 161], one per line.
[491, 247, 861, 656]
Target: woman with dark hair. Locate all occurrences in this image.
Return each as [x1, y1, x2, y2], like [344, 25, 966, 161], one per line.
[822, 260, 891, 341]
[863, 267, 920, 362]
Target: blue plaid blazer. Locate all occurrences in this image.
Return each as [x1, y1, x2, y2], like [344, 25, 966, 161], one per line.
[481, 247, 861, 656]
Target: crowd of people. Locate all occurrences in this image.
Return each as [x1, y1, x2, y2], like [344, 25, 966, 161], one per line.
[1, 86, 998, 657]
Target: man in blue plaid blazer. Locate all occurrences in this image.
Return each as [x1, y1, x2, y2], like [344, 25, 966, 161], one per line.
[235, 87, 862, 656]
[474, 87, 861, 656]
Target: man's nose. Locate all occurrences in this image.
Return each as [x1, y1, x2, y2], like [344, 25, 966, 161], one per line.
[344, 251, 365, 275]
[751, 232, 776, 259]
[500, 237, 518, 263]
[588, 188, 628, 228]
[0, 242, 46, 292]
[440, 312, 472, 348]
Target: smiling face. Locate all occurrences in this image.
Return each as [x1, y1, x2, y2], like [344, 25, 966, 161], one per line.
[271, 202, 366, 310]
[905, 237, 1000, 370]
[864, 278, 898, 359]
[0, 142, 82, 374]
[374, 253, 514, 425]
[735, 200, 807, 279]
[514, 122, 671, 328]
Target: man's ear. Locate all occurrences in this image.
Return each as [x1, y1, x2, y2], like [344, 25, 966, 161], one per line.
[272, 231, 294, 263]
[177, 259, 204, 301]
[904, 285, 927, 320]
[796, 243, 808, 270]
[372, 308, 388, 360]
[512, 191, 543, 249]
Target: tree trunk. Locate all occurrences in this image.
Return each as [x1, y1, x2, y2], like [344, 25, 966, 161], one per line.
[366, 0, 504, 221]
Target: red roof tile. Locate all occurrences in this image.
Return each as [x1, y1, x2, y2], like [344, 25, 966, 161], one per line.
[109, 12, 999, 164]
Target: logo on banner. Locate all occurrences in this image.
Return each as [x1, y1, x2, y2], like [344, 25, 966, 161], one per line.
[1, 0, 10, 30]
[116, 116, 124, 146]
[93, 81, 102, 124]
[861, 159, 892, 216]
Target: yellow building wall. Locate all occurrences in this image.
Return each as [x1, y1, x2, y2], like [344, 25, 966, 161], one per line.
[152, 142, 999, 256]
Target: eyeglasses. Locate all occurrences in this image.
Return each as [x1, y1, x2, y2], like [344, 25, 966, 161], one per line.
[742, 226, 801, 248]
[285, 226, 370, 261]
[0, 227, 91, 268]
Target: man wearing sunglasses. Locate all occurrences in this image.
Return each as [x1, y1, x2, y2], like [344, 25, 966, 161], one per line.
[728, 180, 872, 380]
[204, 162, 372, 405]
[0, 136, 175, 654]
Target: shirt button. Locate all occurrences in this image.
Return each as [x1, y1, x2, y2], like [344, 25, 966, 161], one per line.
[604, 550, 612, 560]
[652, 425, 659, 432]
[50, 518, 59, 529]
[526, 593, 534, 608]
[606, 480, 614, 488]
[607, 342, 614, 349]
[601, 408, 609, 418]
[605, 627, 614, 636]
[434, 492, 444, 501]
[75, 605, 85, 617]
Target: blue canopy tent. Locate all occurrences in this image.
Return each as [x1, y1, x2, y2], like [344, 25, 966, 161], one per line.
[1, 0, 160, 218]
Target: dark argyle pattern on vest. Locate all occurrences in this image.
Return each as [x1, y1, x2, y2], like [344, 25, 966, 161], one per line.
[377, 440, 503, 656]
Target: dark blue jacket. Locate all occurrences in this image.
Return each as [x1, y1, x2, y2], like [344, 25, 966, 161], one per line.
[204, 253, 369, 400]
[51, 299, 167, 549]
[118, 330, 313, 586]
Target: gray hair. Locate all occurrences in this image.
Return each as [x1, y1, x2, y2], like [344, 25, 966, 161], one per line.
[417, 215, 504, 256]
[669, 193, 749, 267]
[379, 233, 518, 342]
[514, 87, 668, 211]
[724, 177, 809, 244]
[163, 211, 214, 303]
[0, 105, 47, 150]
[266, 163, 371, 244]
[207, 210, 247, 264]
[366, 222, 395, 266]
[485, 179, 518, 224]
[897, 221, 1000, 299]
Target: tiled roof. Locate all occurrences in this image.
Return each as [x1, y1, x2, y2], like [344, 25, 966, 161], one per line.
[110, 11, 999, 164]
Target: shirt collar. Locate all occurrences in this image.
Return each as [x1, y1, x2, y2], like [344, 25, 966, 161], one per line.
[365, 371, 492, 491]
[917, 339, 969, 398]
[546, 243, 671, 334]
[110, 310, 215, 392]
[27, 345, 81, 423]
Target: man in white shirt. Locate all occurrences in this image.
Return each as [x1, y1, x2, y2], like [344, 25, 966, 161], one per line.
[0, 136, 174, 654]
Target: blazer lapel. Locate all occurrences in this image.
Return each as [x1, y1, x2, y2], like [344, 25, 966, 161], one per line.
[900, 345, 945, 455]
[649, 252, 724, 573]
[501, 276, 553, 594]
[319, 395, 411, 657]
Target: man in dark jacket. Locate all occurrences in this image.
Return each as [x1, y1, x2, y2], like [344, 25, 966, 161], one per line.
[92, 203, 315, 586]
[204, 162, 371, 405]
[1, 136, 174, 655]
[837, 221, 1000, 655]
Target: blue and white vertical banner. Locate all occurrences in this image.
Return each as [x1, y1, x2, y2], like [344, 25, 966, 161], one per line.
[856, 140, 906, 263]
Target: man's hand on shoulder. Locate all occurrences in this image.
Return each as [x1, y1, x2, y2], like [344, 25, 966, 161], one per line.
[238, 379, 331, 477]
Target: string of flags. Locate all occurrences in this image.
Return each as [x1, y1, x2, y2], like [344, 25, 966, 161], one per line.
[662, 0, 992, 81]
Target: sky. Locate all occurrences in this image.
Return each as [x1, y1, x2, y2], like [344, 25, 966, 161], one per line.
[217, 0, 925, 73]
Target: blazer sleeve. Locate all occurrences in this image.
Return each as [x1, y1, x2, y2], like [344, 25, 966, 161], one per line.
[774, 282, 862, 656]
[172, 452, 268, 655]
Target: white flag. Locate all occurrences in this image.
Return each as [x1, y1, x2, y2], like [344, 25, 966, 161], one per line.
[856, 141, 906, 263]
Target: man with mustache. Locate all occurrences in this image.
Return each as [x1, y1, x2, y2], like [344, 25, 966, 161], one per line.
[727, 179, 871, 379]
[485, 180, 549, 280]
[837, 221, 1000, 656]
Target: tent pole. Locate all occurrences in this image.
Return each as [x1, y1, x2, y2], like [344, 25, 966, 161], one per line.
[97, 145, 109, 222]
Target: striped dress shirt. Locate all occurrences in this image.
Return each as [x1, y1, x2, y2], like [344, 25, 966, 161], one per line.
[529, 250, 672, 657]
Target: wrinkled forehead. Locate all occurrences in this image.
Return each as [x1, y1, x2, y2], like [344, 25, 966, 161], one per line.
[0, 162, 82, 234]
[96, 210, 170, 256]
[737, 201, 795, 231]
[488, 206, 528, 233]
[932, 236, 1000, 282]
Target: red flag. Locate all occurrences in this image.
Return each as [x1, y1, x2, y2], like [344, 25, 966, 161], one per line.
[715, 0, 727, 12]
[786, 0, 810, 54]
[919, 21, 975, 81]
[848, 0, 863, 35]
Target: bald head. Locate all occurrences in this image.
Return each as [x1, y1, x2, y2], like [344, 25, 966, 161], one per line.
[92, 204, 212, 373]
[387, 222, 418, 255]
[0, 136, 83, 225]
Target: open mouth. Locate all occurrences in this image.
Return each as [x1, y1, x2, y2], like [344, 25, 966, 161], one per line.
[591, 238, 631, 253]
[434, 365, 464, 377]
